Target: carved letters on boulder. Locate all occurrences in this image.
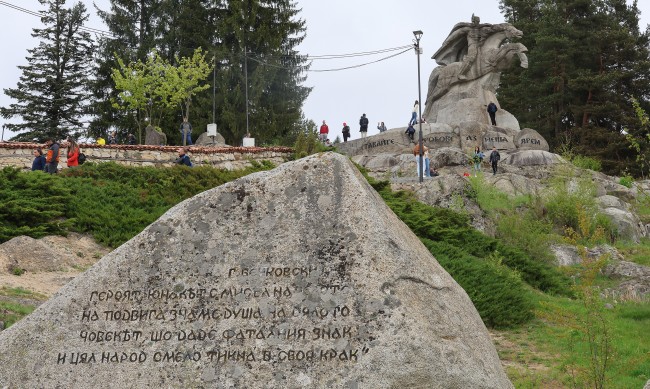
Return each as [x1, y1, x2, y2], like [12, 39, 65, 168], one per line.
[514, 128, 549, 151]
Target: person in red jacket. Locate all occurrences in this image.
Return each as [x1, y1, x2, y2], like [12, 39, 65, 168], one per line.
[319, 120, 329, 142]
[67, 137, 80, 167]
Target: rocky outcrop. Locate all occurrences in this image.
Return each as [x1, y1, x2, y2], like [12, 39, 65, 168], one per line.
[602, 260, 650, 301]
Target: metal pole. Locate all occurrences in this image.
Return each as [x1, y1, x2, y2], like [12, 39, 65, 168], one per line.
[244, 45, 249, 137]
[414, 32, 424, 183]
[1, 124, 4, 142]
[212, 54, 216, 124]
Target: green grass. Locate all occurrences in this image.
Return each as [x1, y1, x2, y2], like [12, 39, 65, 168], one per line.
[616, 238, 650, 267]
[498, 294, 650, 388]
[0, 286, 47, 300]
[0, 287, 47, 328]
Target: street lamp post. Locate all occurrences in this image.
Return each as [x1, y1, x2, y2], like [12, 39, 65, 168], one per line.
[413, 30, 424, 183]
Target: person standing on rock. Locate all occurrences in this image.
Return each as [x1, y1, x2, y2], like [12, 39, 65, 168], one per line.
[44, 138, 60, 174]
[342, 122, 351, 142]
[319, 120, 329, 142]
[180, 117, 193, 146]
[413, 143, 431, 178]
[377, 121, 387, 133]
[489, 146, 501, 175]
[410, 100, 419, 125]
[487, 102, 498, 126]
[359, 113, 369, 138]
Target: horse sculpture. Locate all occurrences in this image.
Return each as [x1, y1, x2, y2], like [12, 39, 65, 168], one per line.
[423, 17, 528, 122]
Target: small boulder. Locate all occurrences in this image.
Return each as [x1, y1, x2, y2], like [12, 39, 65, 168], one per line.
[195, 132, 226, 146]
[429, 147, 469, 168]
[551, 244, 581, 266]
[597, 195, 627, 210]
[144, 125, 167, 146]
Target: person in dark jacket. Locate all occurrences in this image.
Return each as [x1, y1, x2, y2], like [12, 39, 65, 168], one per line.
[359, 114, 369, 138]
[487, 102, 498, 126]
[44, 139, 60, 174]
[405, 124, 416, 142]
[32, 149, 46, 171]
[175, 147, 193, 167]
[489, 146, 501, 175]
[342, 122, 351, 142]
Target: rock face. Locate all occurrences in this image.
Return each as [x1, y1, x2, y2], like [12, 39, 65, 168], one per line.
[0, 153, 512, 388]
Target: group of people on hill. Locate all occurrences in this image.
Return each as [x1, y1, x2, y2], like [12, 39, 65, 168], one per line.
[319, 114, 390, 144]
[412, 144, 500, 179]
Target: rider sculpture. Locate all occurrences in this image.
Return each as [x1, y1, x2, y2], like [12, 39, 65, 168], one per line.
[423, 15, 528, 123]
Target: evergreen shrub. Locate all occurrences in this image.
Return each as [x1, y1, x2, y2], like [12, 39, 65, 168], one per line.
[0, 162, 275, 246]
[421, 238, 534, 328]
[377, 186, 571, 297]
[0, 167, 73, 242]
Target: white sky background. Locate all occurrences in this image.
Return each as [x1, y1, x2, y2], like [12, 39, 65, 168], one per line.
[0, 0, 649, 142]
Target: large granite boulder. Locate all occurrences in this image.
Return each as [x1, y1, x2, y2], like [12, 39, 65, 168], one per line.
[144, 125, 167, 146]
[487, 172, 543, 197]
[429, 147, 469, 168]
[514, 128, 549, 151]
[601, 207, 644, 243]
[0, 152, 512, 388]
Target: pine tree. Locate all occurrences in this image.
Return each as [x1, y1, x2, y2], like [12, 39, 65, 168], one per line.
[498, 0, 650, 174]
[213, 0, 311, 145]
[0, 0, 95, 142]
[90, 0, 167, 141]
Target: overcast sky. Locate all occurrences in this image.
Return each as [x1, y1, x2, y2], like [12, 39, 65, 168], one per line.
[1, 0, 649, 142]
